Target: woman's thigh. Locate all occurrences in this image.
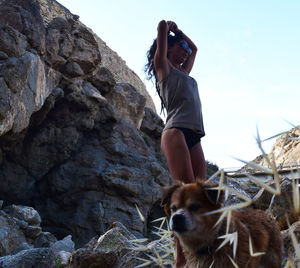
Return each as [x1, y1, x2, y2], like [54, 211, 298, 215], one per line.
[161, 128, 195, 183]
[189, 141, 206, 180]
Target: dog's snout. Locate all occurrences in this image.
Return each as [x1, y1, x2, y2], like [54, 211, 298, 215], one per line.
[170, 213, 187, 233]
[173, 214, 185, 225]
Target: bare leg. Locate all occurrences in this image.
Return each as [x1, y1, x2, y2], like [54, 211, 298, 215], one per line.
[189, 141, 206, 180]
[161, 128, 195, 183]
[161, 128, 196, 267]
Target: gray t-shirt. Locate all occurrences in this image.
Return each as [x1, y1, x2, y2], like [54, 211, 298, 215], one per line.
[158, 66, 205, 137]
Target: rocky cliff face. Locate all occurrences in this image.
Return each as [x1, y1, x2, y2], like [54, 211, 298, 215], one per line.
[40, 0, 156, 113]
[258, 126, 300, 167]
[0, 0, 169, 247]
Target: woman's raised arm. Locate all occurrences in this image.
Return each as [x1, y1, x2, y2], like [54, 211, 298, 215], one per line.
[177, 29, 198, 74]
[154, 20, 170, 81]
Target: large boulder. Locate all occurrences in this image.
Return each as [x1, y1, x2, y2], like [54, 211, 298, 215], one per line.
[0, 0, 170, 249]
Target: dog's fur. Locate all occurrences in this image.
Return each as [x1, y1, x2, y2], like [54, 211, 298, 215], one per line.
[162, 180, 282, 268]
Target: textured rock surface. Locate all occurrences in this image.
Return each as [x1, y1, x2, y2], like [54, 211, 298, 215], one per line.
[0, 205, 76, 266]
[106, 82, 146, 129]
[51, 235, 75, 255]
[0, 0, 170, 248]
[70, 221, 166, 268]
[0, 211, 28, 257]
[40, 0, 155, 112]
[0, 51, 60, 135]
[70, 222, 137, 268]
[0, 248, 55, 268]
[3, 205, 42, 226]
[34, 232, 58, 248]
[258, 126, 300, 167]
[94, 34, 156, 112]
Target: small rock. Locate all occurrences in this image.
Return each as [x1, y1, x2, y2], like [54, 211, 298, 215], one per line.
[73, 15, 80, 21]
[3, 205, 42, 226]
[70, 222, 136, 267]
[89, 66, 116, 94]
[25, 225, 42, 239]
[34, 232, 58, 248]
[140, 107, 164, 139]
[83, 81, 107, 103]
[0, 26, 27, 57]
[15, 219, 28, 229]
[63, 61, 84, 77]
[51, 235, 75, 254]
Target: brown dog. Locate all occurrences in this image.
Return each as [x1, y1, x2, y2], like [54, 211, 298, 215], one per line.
[162, 180, 282, 268]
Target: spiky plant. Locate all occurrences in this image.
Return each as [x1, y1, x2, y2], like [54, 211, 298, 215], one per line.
[133, 125, 300, 267]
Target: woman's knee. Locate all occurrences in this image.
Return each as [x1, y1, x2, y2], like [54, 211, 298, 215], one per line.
[161, 129, 187, 156]
[161, 128, 184, 147]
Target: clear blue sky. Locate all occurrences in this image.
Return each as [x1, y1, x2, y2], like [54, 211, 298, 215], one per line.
[57, 0, 300, 168]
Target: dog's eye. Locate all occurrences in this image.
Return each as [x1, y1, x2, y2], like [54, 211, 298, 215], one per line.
[189, 204, 201, 212]
[170, 205, 177, 212]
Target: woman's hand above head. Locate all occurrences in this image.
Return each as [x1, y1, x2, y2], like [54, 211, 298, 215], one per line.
[167, 21, 179, 34]
[157, 20, 197, 75]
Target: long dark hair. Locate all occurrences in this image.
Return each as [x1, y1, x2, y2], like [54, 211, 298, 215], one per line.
[144, 32, 183, 114]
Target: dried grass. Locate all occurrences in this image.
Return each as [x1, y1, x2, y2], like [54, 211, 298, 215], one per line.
[133, 126, 300, 267]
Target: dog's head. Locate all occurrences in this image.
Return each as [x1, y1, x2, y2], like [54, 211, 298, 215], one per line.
[161, 180, 224, 239]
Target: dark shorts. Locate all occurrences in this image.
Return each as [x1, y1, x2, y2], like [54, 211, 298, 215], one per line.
[173, 127, 202, 149]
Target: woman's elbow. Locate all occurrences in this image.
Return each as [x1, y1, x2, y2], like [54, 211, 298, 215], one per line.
[158, 20, 167, 26]
[192, 46, 198, 53]
[157, 20, 167, 31]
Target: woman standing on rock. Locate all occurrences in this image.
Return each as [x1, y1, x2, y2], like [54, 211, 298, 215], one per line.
[145, 20, 206, 267]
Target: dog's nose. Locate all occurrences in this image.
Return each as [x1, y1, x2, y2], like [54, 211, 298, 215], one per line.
[170, 213, 187, 233]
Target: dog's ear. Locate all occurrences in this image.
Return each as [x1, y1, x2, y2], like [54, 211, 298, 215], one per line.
[203, 183, 224, 206]
[161, 183, 182, 218]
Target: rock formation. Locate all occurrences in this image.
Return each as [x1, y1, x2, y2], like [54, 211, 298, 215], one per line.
[258, 126, 300, 167]
[0, 205, 74, 267]
[0, 0, 221, 261]
[1, 186, 299, 267]
[0, 206, 172, 267]
[0, 0, 170, 248]
[2, 0, 299, 267]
